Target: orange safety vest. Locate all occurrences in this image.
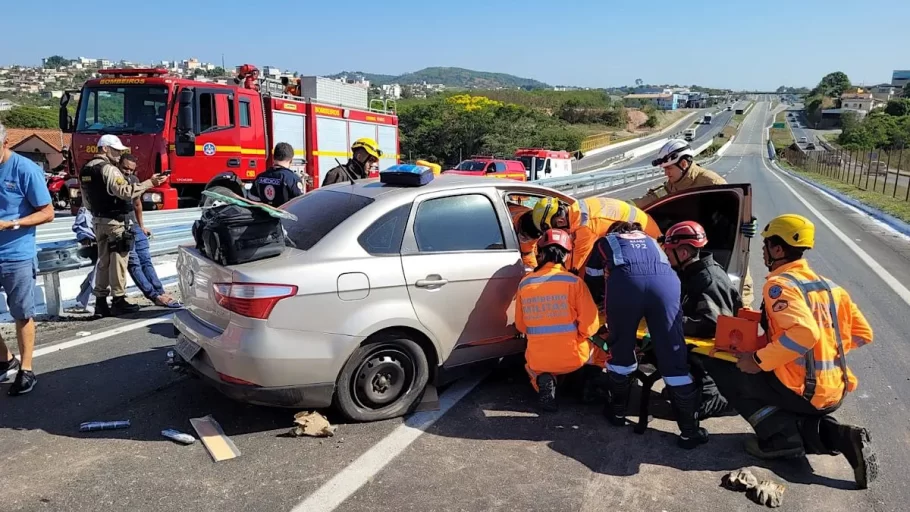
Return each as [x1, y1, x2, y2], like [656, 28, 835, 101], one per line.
[515, 263, 601, 385]
[508, 203, 537, 269]
[566, 197, 662, 273]
[755, 259, 873, 410]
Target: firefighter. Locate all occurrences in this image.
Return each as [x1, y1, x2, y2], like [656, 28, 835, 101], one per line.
[590, 221, 709, 449]
[631, 138, 758, 307]
[508, 201, 539, 269]
[531, 196, 661, 277]
[80, 135, 168, 317]
[661, 221, 740, 419]
[699, 214, 878, 489]
[250, 142, 305, 207]
[322, 138, 382, 185]
[514, 229, 600, 412]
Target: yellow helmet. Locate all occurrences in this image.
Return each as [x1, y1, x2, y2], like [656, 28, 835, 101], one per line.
[532, 197, 562, 231]
[351, 138, 382, 160]
[761, 214, 815, 249]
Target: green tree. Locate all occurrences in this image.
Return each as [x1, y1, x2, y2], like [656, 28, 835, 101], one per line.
[644, 113, 660, 128]
[43, 55, 71, 68]
[811, 72, 851, 98]
[0, 106, 59, 129]
[884, 99, 910, 117]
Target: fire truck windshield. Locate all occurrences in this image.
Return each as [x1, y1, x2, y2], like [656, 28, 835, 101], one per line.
[76, 86, 169, 135]
[518, 156, 544, 173]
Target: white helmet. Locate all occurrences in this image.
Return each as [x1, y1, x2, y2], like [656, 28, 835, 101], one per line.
[652, 139, 694, 168]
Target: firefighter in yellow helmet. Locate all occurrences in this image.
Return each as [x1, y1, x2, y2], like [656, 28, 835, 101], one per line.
[322, 138, 382, 185]
[531, 196, 662, 276]
[698, 214, 878, 489]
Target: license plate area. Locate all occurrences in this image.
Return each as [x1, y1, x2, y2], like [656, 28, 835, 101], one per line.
[175, 336, 203, 361]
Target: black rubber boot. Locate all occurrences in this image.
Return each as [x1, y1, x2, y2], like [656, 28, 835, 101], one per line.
[823, 418, 878, 489]
[604, 373, 631, 426]
[668, 383, 709, 449]
[94, 297, 111, 317]
[537, 374, 558, 413]
[111, 296, 141, 316]
[581, 365, 606, 404]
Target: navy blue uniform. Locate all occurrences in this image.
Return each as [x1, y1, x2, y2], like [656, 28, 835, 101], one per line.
[587, 231, 691, 387]
[251, 166, 303, 207]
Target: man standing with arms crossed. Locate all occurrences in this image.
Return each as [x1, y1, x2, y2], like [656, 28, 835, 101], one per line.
[80, 135, 168, 316]
[0, 121, 55, 395]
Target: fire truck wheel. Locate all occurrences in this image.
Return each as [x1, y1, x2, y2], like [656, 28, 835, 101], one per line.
[201, 185, 237, 208]
[334, 332, 430, 422]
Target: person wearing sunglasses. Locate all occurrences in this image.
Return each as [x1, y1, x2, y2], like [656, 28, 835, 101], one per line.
[632, 139, 758, 308]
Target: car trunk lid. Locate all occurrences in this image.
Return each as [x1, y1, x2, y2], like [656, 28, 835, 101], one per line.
[177, 246, 237, 331]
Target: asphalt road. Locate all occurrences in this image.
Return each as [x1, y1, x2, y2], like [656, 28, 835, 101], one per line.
[3, 101, 910, 511]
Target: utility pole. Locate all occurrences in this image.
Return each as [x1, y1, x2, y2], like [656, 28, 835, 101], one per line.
[221, 54, 226, 72]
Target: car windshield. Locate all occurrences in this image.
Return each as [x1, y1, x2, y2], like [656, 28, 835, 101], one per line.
[518, 156, 544, 173]
[281, 190, 375, 250]
[76, 86, 169, 135]
[455, 160, 488, 171]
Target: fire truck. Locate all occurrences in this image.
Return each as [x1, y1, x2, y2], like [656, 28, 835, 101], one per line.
[513, 148, 573, 181]
[59, 66, 399, 209]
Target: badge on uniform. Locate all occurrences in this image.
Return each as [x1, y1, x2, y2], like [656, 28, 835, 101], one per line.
[772, 300, 789, 312]
[768, 285, 782, 299]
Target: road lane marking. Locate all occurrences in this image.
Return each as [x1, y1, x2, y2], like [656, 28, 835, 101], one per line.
[291, 373, 487, 512]
[33, 315, 174, 358]
[762, 158, 910, 306]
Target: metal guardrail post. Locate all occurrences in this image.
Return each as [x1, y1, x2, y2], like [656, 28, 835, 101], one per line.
[45, 272, 62, 317]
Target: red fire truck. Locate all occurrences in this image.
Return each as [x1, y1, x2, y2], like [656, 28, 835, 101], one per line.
[59, 66, 399, 209]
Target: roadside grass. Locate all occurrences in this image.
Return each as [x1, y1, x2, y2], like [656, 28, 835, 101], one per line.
[777, 159, 910, 224]
[770, 110, 794, 149]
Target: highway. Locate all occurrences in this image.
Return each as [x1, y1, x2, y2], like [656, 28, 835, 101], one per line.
[3, 101, 910, 511]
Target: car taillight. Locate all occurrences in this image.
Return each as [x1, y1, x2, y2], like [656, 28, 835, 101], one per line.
[213, 283, 298, 319]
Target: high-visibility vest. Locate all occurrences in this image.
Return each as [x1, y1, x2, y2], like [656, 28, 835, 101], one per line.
[565, 197, 662, 273]
[515, 263, 601, 376]
[755, 259, 873, 410]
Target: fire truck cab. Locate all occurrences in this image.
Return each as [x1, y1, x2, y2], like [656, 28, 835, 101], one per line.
[514, 148, 572, 181]
[60, 67, 399, 210]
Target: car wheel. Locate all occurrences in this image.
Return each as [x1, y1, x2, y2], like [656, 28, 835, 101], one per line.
[334, 333, 430, 422]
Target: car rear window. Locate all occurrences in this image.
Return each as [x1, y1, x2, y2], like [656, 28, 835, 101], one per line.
[281, 190, 374, 250]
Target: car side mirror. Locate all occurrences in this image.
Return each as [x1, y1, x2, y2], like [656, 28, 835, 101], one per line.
[59, 92, 73, 133]
[175, 88, 196, 157]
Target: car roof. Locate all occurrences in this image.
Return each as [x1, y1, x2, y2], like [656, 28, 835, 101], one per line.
[317, 175, 551, 200]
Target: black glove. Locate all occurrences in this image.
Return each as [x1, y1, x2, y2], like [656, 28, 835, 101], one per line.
[741, 216, 758, 238]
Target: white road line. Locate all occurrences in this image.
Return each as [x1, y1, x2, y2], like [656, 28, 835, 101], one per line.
[762, 158, 910, 306]
[291, 372, 487, 512]
[33, 315, 173, 358]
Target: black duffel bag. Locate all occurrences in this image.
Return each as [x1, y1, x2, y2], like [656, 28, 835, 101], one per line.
[192, 204, 285, 266]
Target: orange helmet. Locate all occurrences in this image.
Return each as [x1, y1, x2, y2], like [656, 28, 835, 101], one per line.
[537, 229, 573, 252]
[662, 221, 708, 249]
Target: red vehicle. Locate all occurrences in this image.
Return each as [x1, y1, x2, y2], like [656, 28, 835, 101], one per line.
[442, 156, 527, 181]
[514, 148, 573, 181]
[59, 67, 399, 209]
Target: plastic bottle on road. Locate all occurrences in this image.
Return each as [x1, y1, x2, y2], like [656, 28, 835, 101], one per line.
[79, 420, 131, 432]
[161, 429, 196, 445]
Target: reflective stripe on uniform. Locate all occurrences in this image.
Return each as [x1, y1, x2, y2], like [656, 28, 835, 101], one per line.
[526, 323, 577, 335]
[520, 274, 578, 289]
[628, 206, 639, 225]
[607, 361, 638, 375]
[663, 374, 694, 387]
[747, 405, 779, 427]
[778, 333, 811, 355]
[586, 267, 605, 277]
[606, 235, 625, 267]
[852, 335, 871, 347]
[578, 199, 590, 226]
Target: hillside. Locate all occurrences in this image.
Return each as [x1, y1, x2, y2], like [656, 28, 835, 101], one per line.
[327, 67, 550, 89]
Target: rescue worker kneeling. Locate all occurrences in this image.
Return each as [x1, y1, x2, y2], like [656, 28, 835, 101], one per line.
[699, 214, 878, 489]
[514, 229, 600, 412]
[588, 222, 709, 449]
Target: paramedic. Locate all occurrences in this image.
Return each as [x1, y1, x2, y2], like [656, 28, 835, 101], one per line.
[251, 143, 305, 206]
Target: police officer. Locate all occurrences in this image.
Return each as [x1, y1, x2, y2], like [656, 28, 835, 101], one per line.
[588, 221, 709, 449]
[700, 214, 878, 489]
[80, 135, 168, 317]
[322, 138, 382, 185]
[250, 143, 305, 207]
[632, 138, 758, 308]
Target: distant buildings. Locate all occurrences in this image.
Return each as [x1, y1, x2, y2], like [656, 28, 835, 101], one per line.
[891, 70, 910, 89]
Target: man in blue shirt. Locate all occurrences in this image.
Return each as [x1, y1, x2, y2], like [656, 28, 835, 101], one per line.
[0, 122, 55, 396]
[249, 142, 305, 207]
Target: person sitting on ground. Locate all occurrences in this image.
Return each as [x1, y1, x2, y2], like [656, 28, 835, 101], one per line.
[514, 229, 600, 412]
[661, 220, 740, 419]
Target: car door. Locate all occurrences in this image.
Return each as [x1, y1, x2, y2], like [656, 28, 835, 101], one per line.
[642, 184, 752, 293]
[400, 188, 526, 368]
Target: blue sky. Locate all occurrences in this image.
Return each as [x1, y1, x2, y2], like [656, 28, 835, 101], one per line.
[4, 0, 908, 90]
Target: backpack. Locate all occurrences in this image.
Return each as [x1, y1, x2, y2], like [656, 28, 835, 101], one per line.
[192, 204, 285, 266]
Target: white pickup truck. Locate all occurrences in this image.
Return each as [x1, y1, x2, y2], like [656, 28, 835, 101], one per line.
[683, 128, 697, 141]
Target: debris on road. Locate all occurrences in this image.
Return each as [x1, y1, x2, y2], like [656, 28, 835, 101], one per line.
[721, 468, 758, 492]
[161, 429, 196, 445]
[747, 480, 786, 508]
[190, 415, 241, 462]
[79, 420, 131, 432]
[290, 411, 336, 438]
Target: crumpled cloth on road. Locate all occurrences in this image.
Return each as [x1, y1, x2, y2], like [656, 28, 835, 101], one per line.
[721, 469, 759, 492]
[290, 411, 336, 438]
[747, 480, 786, 508]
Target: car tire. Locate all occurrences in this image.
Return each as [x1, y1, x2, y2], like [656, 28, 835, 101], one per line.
[334, 333, 430, 422]
[200, 185, 236, 208]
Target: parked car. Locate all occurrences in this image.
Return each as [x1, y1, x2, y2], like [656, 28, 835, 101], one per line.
[442, 157, 526, 181]
[171, 175, 753, 421]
